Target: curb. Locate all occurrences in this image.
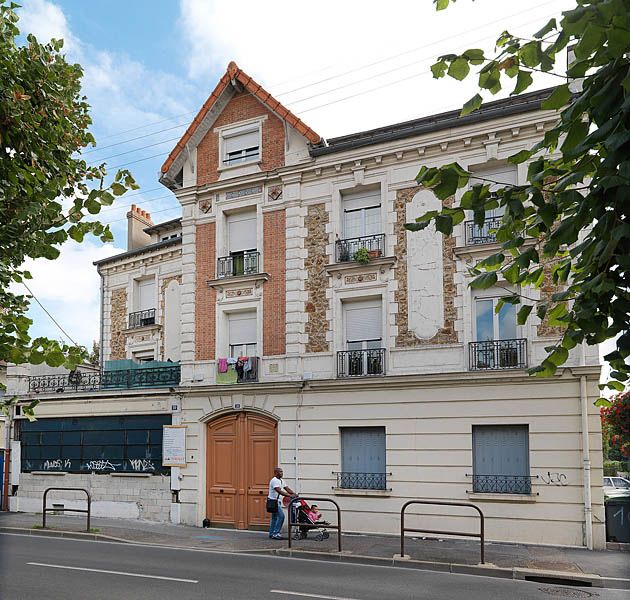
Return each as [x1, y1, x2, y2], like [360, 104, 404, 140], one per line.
[0, 526, 128, 544]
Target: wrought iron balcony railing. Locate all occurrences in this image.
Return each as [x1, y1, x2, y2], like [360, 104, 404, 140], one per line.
[469, 338, 527, 370]
[465, 216, 503, 245]
[335, 233, 385, 262]
[334, 471, 390, 491]
[217, 251, 260, 278]
[337, 348, 385, 378]
[467, 474, 536, 494]
[128, 308, 156, 329]
[28, 365, 181, 394]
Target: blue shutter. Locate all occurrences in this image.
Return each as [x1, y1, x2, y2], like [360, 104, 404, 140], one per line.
[472, 425, 530, 493]
[341, 427, 386, 489]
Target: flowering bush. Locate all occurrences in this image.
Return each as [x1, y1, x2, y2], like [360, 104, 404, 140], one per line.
[601, 391, 630, 459]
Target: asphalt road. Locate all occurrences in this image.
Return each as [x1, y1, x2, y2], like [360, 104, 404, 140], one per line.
[0, 533, 624, 600]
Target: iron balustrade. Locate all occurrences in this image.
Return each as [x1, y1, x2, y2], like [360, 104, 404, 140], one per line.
[28, 366, 181, 394]
[400, 500, 485, 564]
[128, 308, 156, 328]
[333, 471, 390, 490]
[217, 251, 260, 278]
[42, 487, 91, 532]
[465, 216, 503, 245]
[223, 146, 260, 165]
[467, 474, 536, 494]
[287, 496, 342, 552]
[337, 348, 385, 378]
[335, 233, 385, 262]
[469, 338, 527, 370]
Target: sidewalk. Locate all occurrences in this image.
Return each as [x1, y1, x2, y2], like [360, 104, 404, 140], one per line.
[1, 511, 628, 588]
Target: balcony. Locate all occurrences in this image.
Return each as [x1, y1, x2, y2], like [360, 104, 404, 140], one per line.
[464, 216, 502, 245]
[334, 471, 390, 491]
[28, 362, 181, 394]
[469, 339, 527, 370]
[217, 251, 260, 279]
[468, 474, 534, 494]
[337, 348, 385, 378]
[128, 308, 156, 329]
[216, 357, 259, 384]
[335, 234, 385, 263]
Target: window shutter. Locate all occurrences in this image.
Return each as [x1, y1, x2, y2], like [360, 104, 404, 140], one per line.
[341, 427, 386, 474]
[342, 188, 381, 211]
[473, 425, 529, 477]
[470, 164, 517, 191]
[227, 212, 257, 253]
[224, 129, 259, 155]
[137, 279, 155, 311]
[228, 312, 256, 346]
[345, 299, 382, 342]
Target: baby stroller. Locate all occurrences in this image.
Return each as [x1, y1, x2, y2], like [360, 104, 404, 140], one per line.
[290, 498, 330, 541]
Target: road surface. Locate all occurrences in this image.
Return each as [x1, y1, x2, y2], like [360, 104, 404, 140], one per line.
[0, 533, 623, 600]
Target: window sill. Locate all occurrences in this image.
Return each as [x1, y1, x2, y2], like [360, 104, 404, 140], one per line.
[467, 492, 537, 503]
[207, 272, 269, 289]
[325, 256, 397, 276]
[122, 323, 161, 335]
[333, 488, 391, 497]
[218, 159, 261, 172]
[110, 472, 153, 478]
[30, 471, 68, 476]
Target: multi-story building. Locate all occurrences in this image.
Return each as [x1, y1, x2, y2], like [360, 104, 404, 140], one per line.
[6, 62, 604, 548]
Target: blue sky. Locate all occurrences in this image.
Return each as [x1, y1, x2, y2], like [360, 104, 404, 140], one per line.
[15, 0, 574, 350]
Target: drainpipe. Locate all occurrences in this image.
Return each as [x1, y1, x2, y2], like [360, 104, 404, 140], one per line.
[98, 267, 104, 372]
[579, 343, 593, 549]
[2, 405, 13, 511]
[295, 380, 305, 492]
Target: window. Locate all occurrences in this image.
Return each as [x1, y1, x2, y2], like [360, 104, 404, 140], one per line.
[339, 299, 384, 377]
[135, 278, 155, 312]
[132, 350, 155, 363]
[475, 297, 516, 342]
[222, 125, 260, 166]
[228, 311, 257, 358]
[472, 425, 531, 494]
[223, 211, 258, 277]
[18, 415, 171, 474]
[342, 188, 382, 240]
[339, 427, 387, 490]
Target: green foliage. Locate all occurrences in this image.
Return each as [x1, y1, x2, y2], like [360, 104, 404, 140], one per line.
[353, 247, 371, 264]
[0, 2, 138, 412]
[409, 0, 630, 393]
[603, 460, 625, 476]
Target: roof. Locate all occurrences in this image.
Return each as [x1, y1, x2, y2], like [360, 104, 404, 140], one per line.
[143, 217, 182, 235]
[310, 86, 556, 157]
[93, 236, 182, 267]
[161, 61, 323, 175]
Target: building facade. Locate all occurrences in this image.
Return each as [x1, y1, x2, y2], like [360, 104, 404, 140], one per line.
[6, 62, 604, 549]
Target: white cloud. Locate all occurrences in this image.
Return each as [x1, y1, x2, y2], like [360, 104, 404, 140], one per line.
[19, 0, 80, 55]
[179, 0, 574, 137]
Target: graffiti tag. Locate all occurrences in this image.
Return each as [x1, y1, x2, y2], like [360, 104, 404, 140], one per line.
[540, 471, 568, 486]
[43, 459, 71, 470]
[83, 459, 120, 471]
[129, 459, 155, 472]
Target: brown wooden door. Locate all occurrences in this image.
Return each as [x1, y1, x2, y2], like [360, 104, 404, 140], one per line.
[207, 412, 277, 529]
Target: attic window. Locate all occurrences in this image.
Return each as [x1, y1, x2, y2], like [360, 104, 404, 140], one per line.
[222, 124, 260, 166]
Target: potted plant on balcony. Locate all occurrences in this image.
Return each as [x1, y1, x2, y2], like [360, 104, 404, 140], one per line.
[353, 247, 370, 264]
[367, 248, 382, 259]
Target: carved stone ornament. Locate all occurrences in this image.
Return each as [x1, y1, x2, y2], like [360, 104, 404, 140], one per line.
[268, 185, 282, 201]
[225, 287, 254, 298]
[344, 273, 377, 285]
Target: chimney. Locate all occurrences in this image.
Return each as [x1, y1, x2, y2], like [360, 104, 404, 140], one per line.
[127, 204, 153, 250]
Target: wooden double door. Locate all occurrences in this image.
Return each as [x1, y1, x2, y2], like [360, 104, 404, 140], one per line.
[206, 412, 277, 529]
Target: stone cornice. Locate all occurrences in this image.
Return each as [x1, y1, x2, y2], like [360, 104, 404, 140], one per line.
[325, 256, 397, 276]
[207, 272, 270, 290]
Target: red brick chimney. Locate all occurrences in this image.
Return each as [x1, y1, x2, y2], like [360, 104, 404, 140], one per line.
[127, 204, 153, 250]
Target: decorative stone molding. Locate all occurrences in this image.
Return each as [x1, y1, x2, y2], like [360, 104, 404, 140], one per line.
[225, 287, 254, 298]
[304, 203, 330, 353]
[226, 185, 262, 199]
[344, 273, 377, 285]
[110, 288, 128, 360]
[268, 185, 282, 201]
[394, 187, 458, 347]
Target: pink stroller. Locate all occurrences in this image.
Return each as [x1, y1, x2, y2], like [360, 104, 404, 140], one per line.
[290, 498, 330, 541]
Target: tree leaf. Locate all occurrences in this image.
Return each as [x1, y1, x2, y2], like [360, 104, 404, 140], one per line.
[517, 305, 533, 325]
[448, 57, 470, 81]
[470, 272, 498, 289]
[533, 18, 557, 39]
[541, 84, 572, 110]
[460, 93, 483, 116]
[513, 70, 533, 94]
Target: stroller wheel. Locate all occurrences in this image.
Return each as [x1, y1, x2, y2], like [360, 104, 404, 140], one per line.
[299, 531, 308, 539]
[292, 531, 301, 540]
[322, 531, 330, 540]
[315, 533, 324, 541]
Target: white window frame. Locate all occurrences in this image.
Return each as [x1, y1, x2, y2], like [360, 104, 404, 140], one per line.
[218, 119, 263, 170]
[473, 294, 519, 342]
[340, 187, 383, 240]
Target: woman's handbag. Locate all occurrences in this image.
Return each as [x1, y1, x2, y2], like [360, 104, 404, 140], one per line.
[266, 496, 278, 513]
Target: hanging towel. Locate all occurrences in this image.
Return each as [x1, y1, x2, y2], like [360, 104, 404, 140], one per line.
[227, 357, 237, 365]
[242, 357, 251, 373]
[218, 358, 228, 373]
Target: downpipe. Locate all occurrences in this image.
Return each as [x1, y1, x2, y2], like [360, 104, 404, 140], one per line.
[579, 342, 593, 549]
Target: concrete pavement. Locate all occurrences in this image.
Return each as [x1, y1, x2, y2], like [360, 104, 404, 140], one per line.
[1, 511, 628, 589]
[1, 533, 627, 600]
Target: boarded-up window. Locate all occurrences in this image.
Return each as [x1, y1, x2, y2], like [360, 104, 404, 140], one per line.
[472, 425, 530, 493]
[339, 426, 386, 489]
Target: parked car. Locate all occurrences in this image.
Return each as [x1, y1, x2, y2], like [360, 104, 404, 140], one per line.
[604, 476, 630, 498]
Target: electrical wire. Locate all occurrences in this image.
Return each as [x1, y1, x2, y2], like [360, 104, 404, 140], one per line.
[83, 122, 188, 154]
[86, 135, 182, 165]
[22, 282, 81, 347]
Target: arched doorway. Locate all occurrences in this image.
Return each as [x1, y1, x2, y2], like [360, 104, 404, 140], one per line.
[206, 411, 277, 529]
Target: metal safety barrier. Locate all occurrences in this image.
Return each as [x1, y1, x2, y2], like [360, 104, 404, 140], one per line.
[287, 496, 342, 553]
[42, 487, 91, 532]
[400, 500, 485, 564]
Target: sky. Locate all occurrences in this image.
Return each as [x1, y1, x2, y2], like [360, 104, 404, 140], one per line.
[15, 0, 577, 352]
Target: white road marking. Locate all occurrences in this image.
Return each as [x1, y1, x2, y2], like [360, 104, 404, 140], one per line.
[27, 562, 198, 583]
[270, 590, 360, 600]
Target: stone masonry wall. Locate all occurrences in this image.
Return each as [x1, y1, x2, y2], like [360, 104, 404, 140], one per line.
[17, 472, 171, 521]
[304, 204, 330, 353]
[394, 187, 458, 347]
[110, 288, 128, 360]
[536, 258, 566, 338]
[263, 210, 287, 355]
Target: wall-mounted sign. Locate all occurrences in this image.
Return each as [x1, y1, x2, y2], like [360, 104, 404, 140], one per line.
[162, 425, 186, 467]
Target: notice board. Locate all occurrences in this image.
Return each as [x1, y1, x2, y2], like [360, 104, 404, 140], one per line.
[162, 425, 186, 467]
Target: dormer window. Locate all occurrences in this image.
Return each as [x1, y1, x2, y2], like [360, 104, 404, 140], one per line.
[222, 124, 260, 166]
